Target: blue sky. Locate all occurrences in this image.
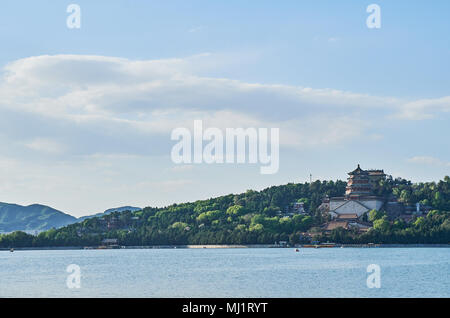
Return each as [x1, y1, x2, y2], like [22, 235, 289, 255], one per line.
[0, 1, 449, 216]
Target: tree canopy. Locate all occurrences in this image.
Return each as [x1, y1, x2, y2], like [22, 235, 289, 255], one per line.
[1, 176, 449, 247]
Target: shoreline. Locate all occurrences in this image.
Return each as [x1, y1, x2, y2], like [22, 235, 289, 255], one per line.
[1, 243, 449, 251]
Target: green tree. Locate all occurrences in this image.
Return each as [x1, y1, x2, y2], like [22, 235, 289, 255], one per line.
[373, 216, 390, 232]
[226, 205, 246, 216]
[368, 210, 385, 222]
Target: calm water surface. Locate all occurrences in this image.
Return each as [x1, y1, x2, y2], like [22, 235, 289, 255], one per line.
[0, 248, 449, 297]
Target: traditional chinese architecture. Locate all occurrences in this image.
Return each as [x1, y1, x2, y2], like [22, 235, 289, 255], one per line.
[321, 164, 431, 232]
[327, 164, 385, 219]
[345, 164, 372, 198]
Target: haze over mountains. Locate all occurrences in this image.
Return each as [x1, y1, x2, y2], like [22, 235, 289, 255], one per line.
[0, 202, 140, 233]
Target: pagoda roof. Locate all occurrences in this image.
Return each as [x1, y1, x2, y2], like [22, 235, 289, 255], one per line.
[348, 164, 368, 175]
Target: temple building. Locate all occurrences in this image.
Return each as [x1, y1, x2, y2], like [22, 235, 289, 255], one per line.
[321, 164, 431, 232]
[345, 164, 372, 197]
[345, 165, 386, 198]
[328, 164, 385, 219]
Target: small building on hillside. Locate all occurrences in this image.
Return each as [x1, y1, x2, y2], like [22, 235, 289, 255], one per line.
[281, 201, 308, 217]
[292, 202, 307, 214]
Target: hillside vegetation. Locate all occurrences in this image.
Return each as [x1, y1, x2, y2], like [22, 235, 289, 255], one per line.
[1, 176, 449, 247]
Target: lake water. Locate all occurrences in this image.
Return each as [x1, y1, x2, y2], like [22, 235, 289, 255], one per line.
[0, 248, 449, 297]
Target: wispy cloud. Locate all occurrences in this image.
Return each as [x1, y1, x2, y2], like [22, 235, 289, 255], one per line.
[0, 53, 448, 159]
[407, 156, 450, 167]
[25, 138, 66, 154]
[393, 97, 450, 120]
[188, 26, 204, 33]
[170, 165, 194, 172]
[328, 37, 340, 43]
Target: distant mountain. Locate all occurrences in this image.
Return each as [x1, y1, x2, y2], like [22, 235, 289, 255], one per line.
[0, 203, 141, 234]
[77, 206, 141, 222]
[0, 202, 77, 233]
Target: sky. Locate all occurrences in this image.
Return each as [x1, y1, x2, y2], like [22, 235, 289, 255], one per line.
[0, 0, 449, 217]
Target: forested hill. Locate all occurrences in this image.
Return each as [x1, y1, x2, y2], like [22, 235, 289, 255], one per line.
[1, 176, 450, 247]
[0, 203, 77, 233]
[0, 203, 142, 234]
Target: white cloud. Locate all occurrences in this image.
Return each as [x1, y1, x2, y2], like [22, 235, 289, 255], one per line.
[0, 53, 448, 160]
[0, 55, 381, 116]
[25, 138, 66, 154]
[0, 53, 448, 214]
[188, 26, 204, 33]
[393, 96, 450, 120]
[2, 54, 447, 122]
[170, 165, 194, 172]
[407, 156, 450, 167]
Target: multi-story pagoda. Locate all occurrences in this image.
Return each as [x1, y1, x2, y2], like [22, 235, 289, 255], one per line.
[345, 164, 372, 198]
